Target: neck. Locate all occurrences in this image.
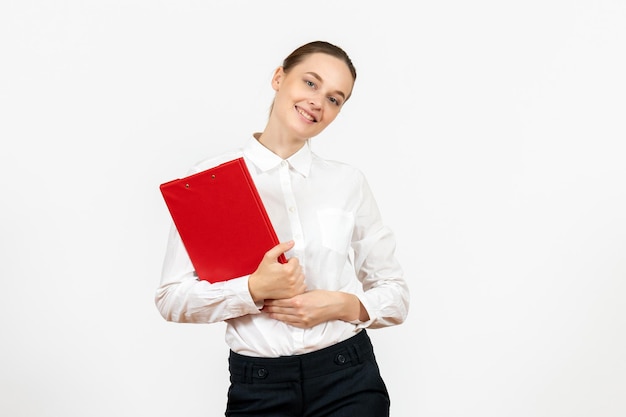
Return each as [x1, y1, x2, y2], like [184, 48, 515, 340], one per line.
[255, 131, 307, 160]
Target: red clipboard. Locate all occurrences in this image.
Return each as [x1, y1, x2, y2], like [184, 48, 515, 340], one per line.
[159, 157, 286, 283]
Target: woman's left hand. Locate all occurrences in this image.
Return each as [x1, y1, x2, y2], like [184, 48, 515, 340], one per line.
[262, 290, 364, 328]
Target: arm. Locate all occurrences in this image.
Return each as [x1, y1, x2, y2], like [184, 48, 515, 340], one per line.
[154, 224, 259, 323]
[264, 175, 409, 329]
[263, 290, 369, 328]
[154, 225, 305, 323]
[262, 225, 408, 329]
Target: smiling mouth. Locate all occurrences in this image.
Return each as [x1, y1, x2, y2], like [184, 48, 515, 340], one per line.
[296, 106, 317, 123]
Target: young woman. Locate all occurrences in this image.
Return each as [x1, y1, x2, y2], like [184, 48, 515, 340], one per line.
[156, 40, 410, 417]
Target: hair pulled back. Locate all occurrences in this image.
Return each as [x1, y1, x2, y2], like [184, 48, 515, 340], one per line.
[282, 41, 357, 83]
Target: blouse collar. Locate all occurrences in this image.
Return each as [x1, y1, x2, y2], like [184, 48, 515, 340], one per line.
[243, 135, 312, 177]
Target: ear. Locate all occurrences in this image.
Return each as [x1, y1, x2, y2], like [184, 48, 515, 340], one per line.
[271, 67, 284, 92]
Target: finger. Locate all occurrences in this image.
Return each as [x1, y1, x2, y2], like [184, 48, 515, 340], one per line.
[267, 311, 300, 324]
[264, 299, 290, 308]
[264, 240, 294, 262]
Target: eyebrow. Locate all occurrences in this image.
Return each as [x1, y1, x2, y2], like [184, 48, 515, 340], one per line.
[305, 71, 347, 101]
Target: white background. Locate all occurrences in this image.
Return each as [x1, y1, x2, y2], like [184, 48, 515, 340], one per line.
[1, 1, 625, 416]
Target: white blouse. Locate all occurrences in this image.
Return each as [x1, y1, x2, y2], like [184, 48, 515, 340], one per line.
[155, 136, 409, 357]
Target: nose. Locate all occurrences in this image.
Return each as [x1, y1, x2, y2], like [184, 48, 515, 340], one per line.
[308, 93, 322, 109]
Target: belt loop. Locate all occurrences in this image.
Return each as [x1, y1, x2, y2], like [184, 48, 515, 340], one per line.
[244, 362, 252, 384]
[351, 342, 362, 364]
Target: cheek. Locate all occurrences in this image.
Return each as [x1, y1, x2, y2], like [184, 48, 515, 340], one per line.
[323, 106, 341, 123]
[273, 92, 295, 115]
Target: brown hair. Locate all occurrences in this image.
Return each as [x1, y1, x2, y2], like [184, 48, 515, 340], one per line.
[282, 40, 357, 83]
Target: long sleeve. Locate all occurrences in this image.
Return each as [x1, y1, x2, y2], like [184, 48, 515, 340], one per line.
[154, 223, 262, 323]
[351, 177, 410, 329]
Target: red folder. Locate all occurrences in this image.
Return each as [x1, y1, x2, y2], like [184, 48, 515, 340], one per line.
[159, 157, 286, 283]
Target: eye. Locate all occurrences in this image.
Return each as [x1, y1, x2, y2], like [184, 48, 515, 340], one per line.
[305, 79, 316, 88]
[328, 96, 341, 107]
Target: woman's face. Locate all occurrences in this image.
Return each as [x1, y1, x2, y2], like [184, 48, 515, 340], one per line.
[271, 52, 354, 141]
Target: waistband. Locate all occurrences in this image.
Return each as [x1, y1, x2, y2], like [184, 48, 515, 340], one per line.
[228, 330, 373, 384]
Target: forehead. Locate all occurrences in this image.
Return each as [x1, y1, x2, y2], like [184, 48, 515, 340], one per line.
[290, 53, 354, 93]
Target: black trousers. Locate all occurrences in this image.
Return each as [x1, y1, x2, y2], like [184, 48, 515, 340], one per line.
[225, 330, 390, 417]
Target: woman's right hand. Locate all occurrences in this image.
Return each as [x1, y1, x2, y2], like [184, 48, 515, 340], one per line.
[248, 241, 306, 303]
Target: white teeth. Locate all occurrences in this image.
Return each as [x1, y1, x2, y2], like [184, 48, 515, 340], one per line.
[298, 108, 314, 121]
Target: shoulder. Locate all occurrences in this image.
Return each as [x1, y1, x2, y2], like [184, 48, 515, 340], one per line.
[312, 153, 368, 183]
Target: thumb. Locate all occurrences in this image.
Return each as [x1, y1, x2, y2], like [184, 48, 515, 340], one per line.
[264, 240, 294, 262]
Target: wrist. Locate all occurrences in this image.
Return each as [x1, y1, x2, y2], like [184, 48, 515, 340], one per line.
[337, 292, 366, 322]
[247, 274, 263, 304]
